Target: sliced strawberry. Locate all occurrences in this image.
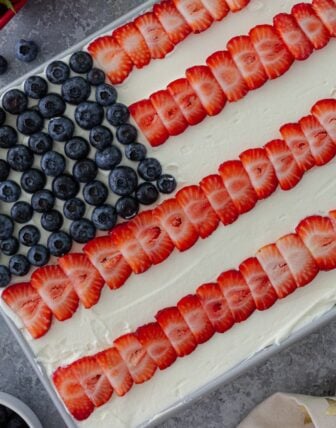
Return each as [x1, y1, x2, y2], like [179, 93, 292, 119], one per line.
[239, 147, 278, 199]
[95, 347, 133, 396]
[173, 0, 214, 33]
[227, 35, 268, 90]
[256, 243, 297, 298]
[291, 3, 330, 49]
[87, 35, 133, 84]
[31, 266, 79, 322]
[299, 115, 336, 165]
[196, 282, 235, 333]
[296, 215, 336, 271]
[52, 366, 94, 421]
[199, 174, 238, 225]
[239, 257, 277, 311]
[225, 0, 249, 12]
[201, 0, 229, 20]
[311, 99, 336, 142]
[176, 185, 219, 238]
[218, 160, 258, 214]
[136, 322, 177, 369]
[279, 123, 315, 172]
[155, 306, 197, 356]
[206, 50, 249, 102]
[276, 233, 319, 287]
[71, 356, 113, 407]
[1, 282, 52, 339]
[84, 235, 132, 290]
[217, 270, 256, 322]
[58, 253, 104, 309]
[134, 12, 174, 59]
[167, 78, 207, 125]
[153, 198, 199, 251]
[186, 65, 227, 116]
[150, 89, 188, 136]
[153, 0, 191, 44]
[264, 139, 303, 191]
[273, 13, 314, 61]
[329, 210, 336, 232]
[113, 333, 157, 384]
[312, 0, 336, 36]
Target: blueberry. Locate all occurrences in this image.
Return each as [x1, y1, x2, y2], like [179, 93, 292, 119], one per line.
[0, 55, 8, 75]
[106, 103, 130, 127]
[52, 174, 79, 200]
[38, 93, 66, 118]
[19, 225, 40, 247]
[0, 126, 17, 148]
[125, 142, 147, 161]
[96, 83, 117, 106]
[75, 101, 104, 130]
[0, 108, 6, 126]
[138, 158, 162, 181]
[64, 137, 90, 160]
[87, 68, 105, 86]
[95, 145, 122, 170]
[62, 77, 91, 105]
[41, 209, 63, 232]
[2, 89, 28, 114]
[27, 245, 50, 267]
[31, 189, 55, 212]
[0, 160, 10, 181]
[21, 168, 46, 193]
[109, 166, 138, 196]
[0, 180, 21, 202]
[47, 231, 72, 256]
[28, 132, 53, 155]
[73, 159, 97, 183]
[89, 125, 113, 150]
[11, 201, 33, 224]
[116, 123, 137, 145]
[0, 265, 10, 287]
[9, 254, 30, 276]
[24, 76, 48, 99]
[17, 109, 44, 135]
[92, 204, 117, 231]
[46, 61, 70, 84]
[63, 198, 85, 220]
[15, 39, 38, 62]
[70, 51, 93, 73]
[136, 182, 159, 205]
[83, 180, 108, 206]
[40, 151, 66, 176]
[115, 196, 139, 220]
[48, 116, 74, 141]
[0, 237, 19, 256]
[157, 174, 177, 194]
[70, 219, 96, 243]
[7, 145, 34, 171]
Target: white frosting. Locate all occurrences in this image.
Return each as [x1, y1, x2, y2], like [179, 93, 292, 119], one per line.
[2, 1, 336, 427]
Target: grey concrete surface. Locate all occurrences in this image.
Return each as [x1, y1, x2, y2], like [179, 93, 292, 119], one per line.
[0, 1, 336, 428]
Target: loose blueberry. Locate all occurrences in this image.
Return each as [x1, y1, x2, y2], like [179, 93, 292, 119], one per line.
[47, 231, 72, 256]
[96, 83, 117, 106]
[116, 123, 137, 145]
[15, 39, 38, 62]
[11, 201, 33, 224]
[7, 145, 34, 171]
[138, 158, 162, 181]
[89, 125, 113, 150]
[72, 159, 97, 183]
[106, 103, 130, 127]
[62, 76, 91, 105]
[0, 160, 10, 181]
[83, 180, 108, 206]
[157, 174, 177, 194]
[0, 126, 17, 148]
[24, 76, 48, 99]
[70, 51, 93, 74]
[0, 180, 21, 203]
[0, 108, 6, 126]
[48, 116, 74, 141]
[19, 225, 40, 247]
[75, 101, 104, 130]
[28, 132, 53, 155]
[109, 166, 138, 196]
[9, 254, 30, 276]
[0, 55, 8, 75]
[41, 209, 63, 232]
[17, 109, 44, 135]
[31, 189, 55, 212]
[46, 61, 70, 84]
[40, 151, 66, 176]
[92, 204, 117, 231]
[136, 182, 159, 205]
[52, 174, 79, 200]
[70, 218, 96, 243]
[115, 196, 139, 220]
[87, 68, 105, 86]
[2, 89, 28, 114]
[21, 168, 46, 193]
[64, 137, 90, 160]
[124, 142, 147, 162]
[27, 245, 50, 267]
[38, 93, 66, 118]
[63, 198, 85, 220]
[0, 265, 10, 287]
[0, 237, 19, 256]
[95, 145, 122, 170]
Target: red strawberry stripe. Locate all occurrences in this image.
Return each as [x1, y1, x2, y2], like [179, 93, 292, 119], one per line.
[312, 0, 336, 36]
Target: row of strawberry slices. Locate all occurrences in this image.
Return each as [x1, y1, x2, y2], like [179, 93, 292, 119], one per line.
[87, 0, 250, 84]
[2, 97, 336, 339]
[52, 210, 336, 421]
[130, 0, 336, 146]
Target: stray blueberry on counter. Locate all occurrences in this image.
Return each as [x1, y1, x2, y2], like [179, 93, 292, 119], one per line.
[87, 68, 105, 86]
[2, 89, 28, 114]
[95, 145, 122, 170]
[0, 108, 6, 126]
[89, 125, 113, 150]
[24, 76, 48, 99]
[92, 204, 117, 231]
[21, 168, 46, 193]
[17, 109, 44, 135]
[65, 137, 90, 160]
[15, 39, 38, 62]
[28, 132, 53, 155]
[48, 116, 74, 141]
[19, 225, 40, 247]
[41, 209, 63, 232]
[0, 215, 14, 239]
[96, 83, 117, 106]
[52, 174, 79, 200]
[115, 196, 139, 220]
[136, 182, 159, 205]
[31, 189, 55, 213]
[63, 198, 85, 220]
[0, 126, 17, 148]
[138, 158, 162, 181]
[40, 151, 66, 176]
[116, 123, 137, 145]
[9, 254, 30, 276]
[106, 103, 130, 127]
[38, 93, 66, 118]
[124, 142, 147, 162]
[83, 180, 108, 206]
[75, 101, 104, 130]
[70, 51, 93, 74]
[73, 158, 97, 183]
[0, 160, 10, 181]
[62, 76, 91, 105]
[11, 201, 33, 224]
[47, 231, 72, 256]
[70, 218, 96, 243]
[109, 165, 138, 196]
[7, 145, 34, 172]
[157, 174, 177, 194]
[0, 237, 19, 256]
[0, 266, 11, 287]
[46, 61, 70, 84]
[27, 244, 50, 267]
[0, 180, 21, 203]
[0, 55, 8, 75]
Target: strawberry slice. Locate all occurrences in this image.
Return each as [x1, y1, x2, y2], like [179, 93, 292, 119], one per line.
[176, 185, 219, 238]
[150, 89, 188, 136]
[136, 322, 177, 369]
[299, 115, 336, 165]
[225, 0, 249, 12]
[110, 223, 152, 274]
[113, 22, 151, 68]
[113, 333, 157, 384]
[128, 210, 175, 265]
[249, 24, 294, 79]
[291, 3, 330, 50]
[276, 233, 319, 287]
[129, 99, 169, 147]
[256, 243, 297, 298]
[312, 0, 336, 36]
[196, 282, 235, 333]
[87, 36, 133, 84]
[58, 253, 104, 309]
[83, 235, 132, 290]
[153, 0, 191, 44]
[279, 123, 315, 172]
[199, 174, 238, 225]
[153, 198, 199, 251]
[239, 147, 278, 199]
[177, 294, 215, 343]
[186, 65, 227, 116]
[264, 139, 303, 191]
[71, 356, 113, 407]
[173, 0, 214, 33]
[1, 282, 52, 339]
[52, 366, 94, 421]
[167, 78, 207, 125]
[227, 35, 268, 90]
[201, 0, 229, 20]
[239, 257, 278, 310]
[311, 99, 336, 142]
[206, 50, 249, 102]
[218, 160, 258, 214]
[155, 306, 197, 356]
[96, 347, 133, 396]
[31, 265, 79, 322]
[217, 269, 256, 322]
[273, 13, 313, 61]
[296, 215, 336, 271]
[134, 12, 174, 59]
